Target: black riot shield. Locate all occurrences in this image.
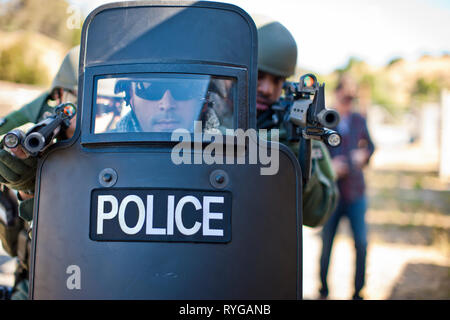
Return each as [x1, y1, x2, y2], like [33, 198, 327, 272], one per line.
[30, 1, 302, 299]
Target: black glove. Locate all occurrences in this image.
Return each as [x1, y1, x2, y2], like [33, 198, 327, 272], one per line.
[0, 148, 37, 193]
[18, 197, 34, 223]
[0, 188, 22, 256]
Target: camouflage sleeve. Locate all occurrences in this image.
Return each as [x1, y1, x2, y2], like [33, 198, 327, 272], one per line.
[0, 91, 50, 135]
[284, 139, 339, 227]
[0, 110, 29, 136]
[0, 217, 23, 257]
[302, 141, 339, 227]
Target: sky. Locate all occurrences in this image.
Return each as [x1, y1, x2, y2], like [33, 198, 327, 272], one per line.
[69, 0, 450, 74]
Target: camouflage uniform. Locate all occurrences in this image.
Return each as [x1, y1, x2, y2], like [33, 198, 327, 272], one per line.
[282, 133, 338, 227]
[0, 46, 79, 299]
[0, 90, 54, 300]
[255, 18, 339, 227]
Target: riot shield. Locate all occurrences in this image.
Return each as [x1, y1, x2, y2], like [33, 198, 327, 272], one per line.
[30, 1, 302, 299]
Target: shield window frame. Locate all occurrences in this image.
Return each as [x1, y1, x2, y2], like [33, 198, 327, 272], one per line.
[80, 63, 248, 146]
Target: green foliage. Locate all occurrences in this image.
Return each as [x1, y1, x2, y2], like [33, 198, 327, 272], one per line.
[0, 0, 81, 47]
[331, 57, 399, 114]
[369, 75, 399, 114]
[413, 177, 423, 191]
[70, 26, 82, 47]
[336, 56, 363, 74]
[0, 0, 82, 85]
[330, 55, 450, 114]
[0, 41, 49, 85]
[412, 77, 442, 102]
[387, 57, 403, 67]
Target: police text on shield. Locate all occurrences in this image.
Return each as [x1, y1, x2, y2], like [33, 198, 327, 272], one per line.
[96, 194, 225, 238]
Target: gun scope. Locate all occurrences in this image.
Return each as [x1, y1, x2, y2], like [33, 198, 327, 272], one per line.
[298, 74, 319, 93]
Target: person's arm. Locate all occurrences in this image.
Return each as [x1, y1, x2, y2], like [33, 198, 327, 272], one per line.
[275, 129, 339, 227]
[361, 116, 375, 162]
[0, 148, 37, 195]
[302, 141, 339, 227]
[0, 189, 23, 257]
[350, 114, 375, 169]
[0, 148, 37, 237]
[0, 92, 50, 135]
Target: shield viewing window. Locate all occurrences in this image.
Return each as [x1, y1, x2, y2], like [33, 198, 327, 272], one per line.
[93, 74, 236, 134]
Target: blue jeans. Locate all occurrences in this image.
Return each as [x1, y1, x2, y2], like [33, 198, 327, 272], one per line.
[319, 196, 368, 298]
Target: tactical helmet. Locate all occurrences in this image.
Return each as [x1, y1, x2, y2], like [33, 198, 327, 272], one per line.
[255, 16, 298, 78]
[51, 45, 80, 92]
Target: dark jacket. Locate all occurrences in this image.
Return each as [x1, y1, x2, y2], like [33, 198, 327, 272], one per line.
[328, 112, 375, 202]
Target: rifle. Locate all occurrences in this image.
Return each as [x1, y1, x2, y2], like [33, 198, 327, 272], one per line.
[2, 103, 76, 157]
[264, 74, 341, 184]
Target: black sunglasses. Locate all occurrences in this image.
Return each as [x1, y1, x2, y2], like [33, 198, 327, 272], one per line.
[134, 81, 207, 101]
[342, 95, 355, 103]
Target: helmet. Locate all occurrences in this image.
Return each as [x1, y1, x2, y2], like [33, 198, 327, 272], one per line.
[51, 45, 80, 92]
[255, 17, 297, 78]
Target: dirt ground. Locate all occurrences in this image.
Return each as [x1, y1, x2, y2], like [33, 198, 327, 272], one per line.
[1, 207, 448, 300]
[302, 214, 449, 300]
[302, 168, 449, 300]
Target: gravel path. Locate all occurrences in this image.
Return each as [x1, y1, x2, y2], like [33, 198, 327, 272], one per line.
[2, 222, 448, 300]
[302, 219, 449, 300]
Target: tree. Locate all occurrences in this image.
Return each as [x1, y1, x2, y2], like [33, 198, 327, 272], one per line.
[0, 0, 81, 47]
[412, 77, 441, 102]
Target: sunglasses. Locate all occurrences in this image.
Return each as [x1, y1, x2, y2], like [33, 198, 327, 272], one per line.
[134, 80, 207, 101]
[342, 95, 355, 103]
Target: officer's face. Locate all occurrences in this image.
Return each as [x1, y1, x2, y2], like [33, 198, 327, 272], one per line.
[130, 81, 205, 132]
[256, 71, 285, 111]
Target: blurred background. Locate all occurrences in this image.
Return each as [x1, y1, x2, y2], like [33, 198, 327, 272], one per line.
[0, 0, 449, 299]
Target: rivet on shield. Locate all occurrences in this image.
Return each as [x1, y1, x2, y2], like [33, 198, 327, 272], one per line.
[209, 169, 229, 189]
[99, 168, 118, 187]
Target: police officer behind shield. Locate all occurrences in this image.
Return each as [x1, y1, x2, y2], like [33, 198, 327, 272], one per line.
[0, 10, 336, 300]
[255, 17, 339, 227]
[99, 75, 226, 134]
[0, 63, 230, 297]
[1, 19, 337, 236]
[106, 18, 338, 226]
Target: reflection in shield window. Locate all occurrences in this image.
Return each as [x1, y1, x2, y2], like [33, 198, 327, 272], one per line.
[93, 74, 235, 134]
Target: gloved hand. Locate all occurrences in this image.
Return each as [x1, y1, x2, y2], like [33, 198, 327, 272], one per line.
[18, 197, 34, 223]
[0, 147, 37, 192]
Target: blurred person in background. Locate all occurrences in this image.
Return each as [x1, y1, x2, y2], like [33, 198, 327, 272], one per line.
[318, 74, 375, 300]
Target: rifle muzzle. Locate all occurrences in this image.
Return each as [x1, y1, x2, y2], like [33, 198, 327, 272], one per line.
[23, 132, 46, 154]
[316, 109, 340, 128]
